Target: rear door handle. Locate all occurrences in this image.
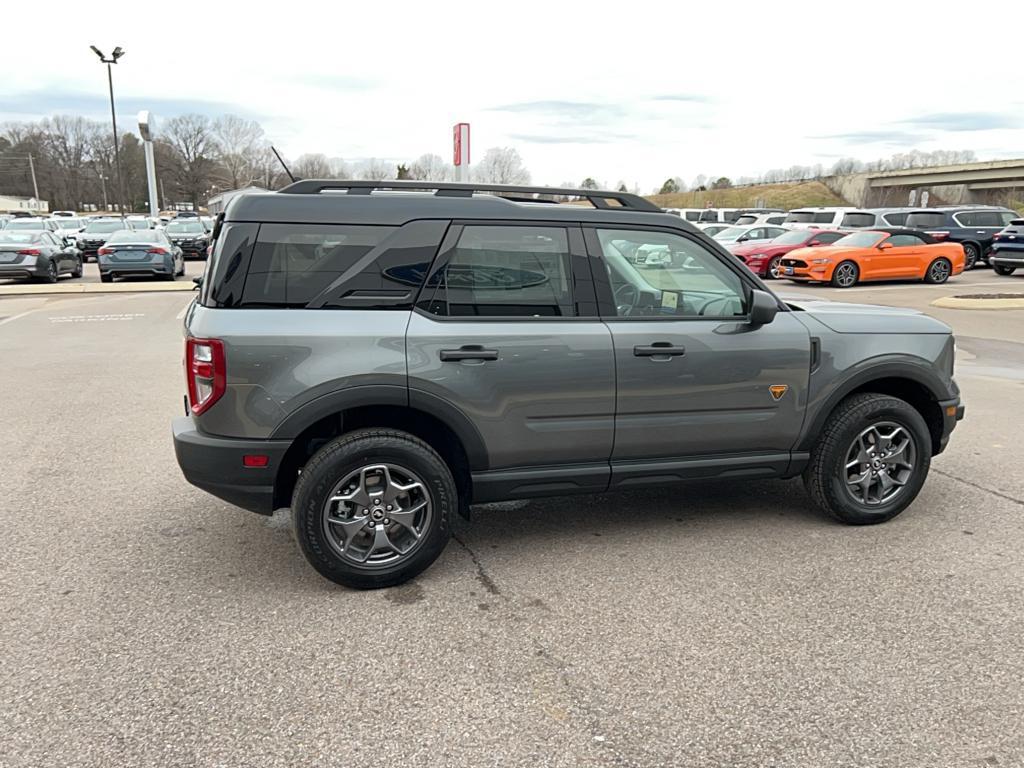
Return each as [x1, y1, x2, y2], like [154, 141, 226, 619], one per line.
[634, 343, 686, 358]
[440, 345, 499, 362]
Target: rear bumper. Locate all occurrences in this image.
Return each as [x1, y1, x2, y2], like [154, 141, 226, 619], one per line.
[173, 417, 290, 515]
[936, 398, 965, 455]
[0, 265, 44, 280]
[99, 260, 172, 277]
[989, 249, 1024, 265]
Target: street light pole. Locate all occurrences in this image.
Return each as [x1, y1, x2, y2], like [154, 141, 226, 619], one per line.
[91, 46, 126, 215]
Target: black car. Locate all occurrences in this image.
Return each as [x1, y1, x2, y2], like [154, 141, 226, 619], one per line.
[78, 218, 129, 261]
[989, 217, 1024, 276]
[163, 219, 211, 259]
[0, 230, 83, 282]
[903, 206, 1017, 269]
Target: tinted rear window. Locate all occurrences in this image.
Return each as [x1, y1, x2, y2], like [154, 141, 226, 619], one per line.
[812, 212, 836, 223]
[841, 213, 876, 228]
[905, 212, 946, 228]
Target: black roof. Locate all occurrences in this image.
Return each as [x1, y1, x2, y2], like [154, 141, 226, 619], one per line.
[225, 180, 682, 229]
[866, 227, 938, 242]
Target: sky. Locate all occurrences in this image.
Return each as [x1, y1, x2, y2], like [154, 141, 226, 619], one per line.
[3, 0, 1022, 191]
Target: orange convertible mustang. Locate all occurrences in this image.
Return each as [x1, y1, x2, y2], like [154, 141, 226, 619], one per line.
[779, 228, 966, 287]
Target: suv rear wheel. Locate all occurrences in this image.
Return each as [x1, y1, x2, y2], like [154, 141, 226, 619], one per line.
[962, 243, 980, 269]
[803, 393, 931, 525]
[292, 429, 456, 589]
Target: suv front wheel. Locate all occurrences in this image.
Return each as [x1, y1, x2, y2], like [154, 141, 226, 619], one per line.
[803, 393, 931, 525]
[292, 429, 456, 589]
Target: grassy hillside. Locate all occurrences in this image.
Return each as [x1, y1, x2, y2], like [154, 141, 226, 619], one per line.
[648, 181, 846, 210]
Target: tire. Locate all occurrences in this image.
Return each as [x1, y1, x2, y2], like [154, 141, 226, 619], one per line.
[803, 393, 931, 525]
[830, 260, 859, 288]
[39, 260, 58, 284]
[71, 257, 83, 278]
[993, 264, 1017, 276]
[962, 242, 979, 270]
[923, 257, 952, 284]
[292, 429, 456, 589]
[99, 273, 113, 283]
[766, 255, 782, 280]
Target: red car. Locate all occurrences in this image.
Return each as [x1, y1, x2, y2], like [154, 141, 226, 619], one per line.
[732, 228, 847, 279]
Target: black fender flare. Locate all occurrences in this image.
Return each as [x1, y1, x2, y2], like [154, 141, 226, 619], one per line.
[269, 384, 489, 471]
[797, 360, 953, 452]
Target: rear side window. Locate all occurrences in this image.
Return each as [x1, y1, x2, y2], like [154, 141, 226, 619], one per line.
[241, 225, 396, 307]
[423, 226, 575, 317]
[811, 212, 836, 223]
[905, 212, 946, 228]
[685, 211, 701, 222]
[841, 213, 876, 228]
[882, 212, 909, 226]
[957, 210, 1013, 227]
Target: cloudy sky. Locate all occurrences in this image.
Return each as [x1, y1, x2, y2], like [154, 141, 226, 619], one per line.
[4, 0, 1021, 190]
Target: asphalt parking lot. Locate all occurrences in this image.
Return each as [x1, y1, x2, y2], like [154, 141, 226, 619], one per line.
[2, 270, 1023, 767]
[0, 258, 205, 287]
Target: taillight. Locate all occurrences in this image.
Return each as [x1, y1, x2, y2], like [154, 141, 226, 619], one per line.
[185, 338, 226, 416]
[17, 248, 41, 256]
[147, 247, 168, 255]
[97, 246, 113, 255]
[927, 231, 950, 241]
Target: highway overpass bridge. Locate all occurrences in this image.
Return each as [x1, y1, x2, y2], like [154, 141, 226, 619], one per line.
[831, 159, 1024, 207]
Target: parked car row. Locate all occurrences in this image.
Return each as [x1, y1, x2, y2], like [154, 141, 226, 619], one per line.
[0, 222, 191, 285]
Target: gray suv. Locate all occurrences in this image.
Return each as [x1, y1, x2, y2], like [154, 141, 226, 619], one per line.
[173, 181, 964, 589]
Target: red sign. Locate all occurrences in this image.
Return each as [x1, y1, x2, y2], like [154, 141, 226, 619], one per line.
[453, 122, 470, 166]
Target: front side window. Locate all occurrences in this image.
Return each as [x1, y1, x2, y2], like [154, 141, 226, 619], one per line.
[425, 226, 574, 317]
[597, 229, 747, 319]
[886, 234, 924, 247]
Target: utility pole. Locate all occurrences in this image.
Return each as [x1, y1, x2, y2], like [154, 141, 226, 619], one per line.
[27, 154, 40, 205]
[99, 173, 108, 210]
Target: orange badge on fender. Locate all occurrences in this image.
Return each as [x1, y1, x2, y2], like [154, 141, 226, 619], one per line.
[769, 385, 788, 401]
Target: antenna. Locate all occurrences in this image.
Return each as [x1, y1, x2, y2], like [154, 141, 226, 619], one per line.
[270, 146, 296, 183]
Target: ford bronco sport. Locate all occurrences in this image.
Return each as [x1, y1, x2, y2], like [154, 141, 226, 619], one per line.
[173, 181, 964, 589]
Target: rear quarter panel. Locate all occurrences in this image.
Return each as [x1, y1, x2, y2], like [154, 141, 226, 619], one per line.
[185, 306, 410, 439]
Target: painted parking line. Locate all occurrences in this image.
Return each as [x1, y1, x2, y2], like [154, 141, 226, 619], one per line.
[49, 313, 147, 323]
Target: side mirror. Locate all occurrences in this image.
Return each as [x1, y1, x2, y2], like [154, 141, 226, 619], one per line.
[878, 242, 893, 250]
[748, 289, 779, 326]
[192, 276, 203, 291]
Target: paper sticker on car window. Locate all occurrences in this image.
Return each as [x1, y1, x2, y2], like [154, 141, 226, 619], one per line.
[661, 291, 678, 310]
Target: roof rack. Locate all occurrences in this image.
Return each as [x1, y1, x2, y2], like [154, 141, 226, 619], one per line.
[277, 179, 662, 212]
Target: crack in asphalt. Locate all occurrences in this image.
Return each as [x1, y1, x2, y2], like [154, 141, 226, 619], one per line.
[452, 534, 639, 767]
[934, 469, 1024, 507]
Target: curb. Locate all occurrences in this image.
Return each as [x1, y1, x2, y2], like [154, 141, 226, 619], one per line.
[932, 296, 1024, 310]
[0, 282, 194, 297]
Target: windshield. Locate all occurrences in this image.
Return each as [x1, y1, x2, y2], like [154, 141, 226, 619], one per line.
[0, 232, 42, 244]
[5, 220, 47, 231]
[166, 221, 205, 234]
[55, 218, 84, 229]
[831, 232, 885, 248]
[84, 220, 127, 234]
[106, 230, 163, 244]
[772, 230, 813, 245]
[713, 227, 751, 242]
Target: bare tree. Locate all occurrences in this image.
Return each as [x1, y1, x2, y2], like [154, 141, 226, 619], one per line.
[293, 153, 333, 179]
[328, 157, 351, 179]
[409, 153, 450, 181]
[214, 115, 265, 189]
[159, 114, 221, 206]
[473, 147, 530, 185]
[360, 159, 393, 181]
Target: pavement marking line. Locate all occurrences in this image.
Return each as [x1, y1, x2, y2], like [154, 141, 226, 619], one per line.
[0, 282, 194, 297]
[49, 313, 147, 323]
[0, 308, 42, 327]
